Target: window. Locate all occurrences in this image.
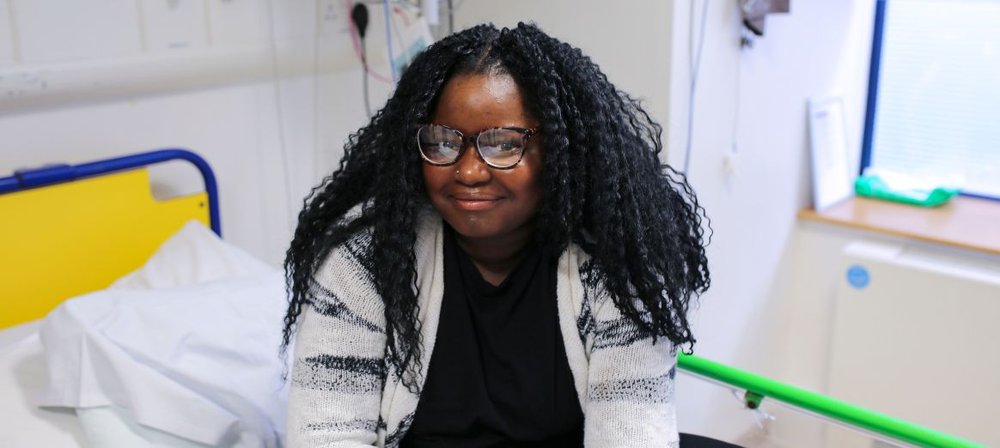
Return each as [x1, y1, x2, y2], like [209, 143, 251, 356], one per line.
[860, 0, 1000, 200]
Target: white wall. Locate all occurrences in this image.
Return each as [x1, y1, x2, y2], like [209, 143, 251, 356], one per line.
[666, 1, 875, 445]
[0, 82, 294, 264]
[452, 0, 673, 138]
[0, 0, 392, 266]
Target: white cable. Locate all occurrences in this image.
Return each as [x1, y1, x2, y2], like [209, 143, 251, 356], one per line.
[312, 0, 324, 179]
[390, 3, 406, 48]
[264, 0, 298, 232]
[731, 43, 742, 155]
[683, 0, 710, 175]
[383, 0, 397, 82]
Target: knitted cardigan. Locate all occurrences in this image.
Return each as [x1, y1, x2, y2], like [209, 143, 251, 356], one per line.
[287, 211, 680, 447]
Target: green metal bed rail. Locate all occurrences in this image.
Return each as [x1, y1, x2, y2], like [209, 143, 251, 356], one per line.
[677, 353, 984, 448]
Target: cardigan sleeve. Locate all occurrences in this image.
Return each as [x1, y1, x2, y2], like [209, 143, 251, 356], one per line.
[286, 234, 388, 447]
[582, 288, 681, 448]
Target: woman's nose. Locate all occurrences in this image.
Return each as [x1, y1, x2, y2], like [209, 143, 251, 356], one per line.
[454, 142, 491, 185]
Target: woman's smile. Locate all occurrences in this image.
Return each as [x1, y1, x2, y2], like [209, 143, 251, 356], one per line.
[449, 191, 503, 211]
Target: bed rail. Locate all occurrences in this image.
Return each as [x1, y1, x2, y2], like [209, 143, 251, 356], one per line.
[0, 148, 221, 328]
[677, 353, 983, 447]
[0, 148, 220, 235]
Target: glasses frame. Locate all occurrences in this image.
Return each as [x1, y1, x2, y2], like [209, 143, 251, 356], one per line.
[416, 124, 538, 169]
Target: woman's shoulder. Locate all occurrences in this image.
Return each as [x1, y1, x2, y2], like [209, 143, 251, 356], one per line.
[311, 204, 375, 283]
[562, 241, 599, 285]
[315, 204, 440, 280]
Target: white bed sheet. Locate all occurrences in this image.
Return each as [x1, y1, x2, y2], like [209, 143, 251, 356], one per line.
[0, 221, 288, 448]
[0, 321, 86, 448]
[0, 321, 216, 448]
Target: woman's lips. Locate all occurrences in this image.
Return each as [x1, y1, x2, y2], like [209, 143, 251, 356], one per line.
[450, 193, 501, 211]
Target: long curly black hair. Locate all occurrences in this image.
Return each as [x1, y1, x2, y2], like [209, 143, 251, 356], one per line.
[282, 22, 710, 390]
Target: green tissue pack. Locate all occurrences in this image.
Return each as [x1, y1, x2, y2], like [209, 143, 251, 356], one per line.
[854, 168, 961, 207]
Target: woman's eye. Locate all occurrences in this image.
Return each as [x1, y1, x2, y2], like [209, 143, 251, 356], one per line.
[495, 141, 520, 152]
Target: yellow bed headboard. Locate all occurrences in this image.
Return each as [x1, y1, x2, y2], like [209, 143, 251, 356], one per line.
[0, 149, 219, 329]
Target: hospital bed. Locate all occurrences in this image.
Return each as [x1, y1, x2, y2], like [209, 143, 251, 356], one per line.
[0, 150, 982, 447]
[0, 149, 285, 447]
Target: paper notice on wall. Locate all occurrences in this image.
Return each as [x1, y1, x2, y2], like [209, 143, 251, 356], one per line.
[808, 96, 854, 211]
[390, 9, 434, 77]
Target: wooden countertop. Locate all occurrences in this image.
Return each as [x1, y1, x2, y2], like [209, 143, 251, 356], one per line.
[798, 195, 1000, 256]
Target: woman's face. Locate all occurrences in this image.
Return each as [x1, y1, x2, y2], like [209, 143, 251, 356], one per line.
[422, 72, 543, 243]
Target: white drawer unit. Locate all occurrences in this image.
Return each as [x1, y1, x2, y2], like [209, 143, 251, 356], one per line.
[826, 241, 1000, 447]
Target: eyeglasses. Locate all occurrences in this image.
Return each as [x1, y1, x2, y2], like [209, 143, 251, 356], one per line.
[417, 124, 538, 169]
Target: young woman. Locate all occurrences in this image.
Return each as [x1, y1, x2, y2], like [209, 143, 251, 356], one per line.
[282, 23, 710, 448]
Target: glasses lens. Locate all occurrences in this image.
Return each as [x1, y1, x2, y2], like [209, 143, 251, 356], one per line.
[478, 129, 526, 168]
[418, 125, 463, 164]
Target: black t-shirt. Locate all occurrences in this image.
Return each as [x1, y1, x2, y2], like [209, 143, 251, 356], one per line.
[400, 227, 584, 448]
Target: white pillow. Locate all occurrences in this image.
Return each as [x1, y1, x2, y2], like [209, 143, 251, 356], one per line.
[37, 221, 291, 448]
[111, 221, 274, 290]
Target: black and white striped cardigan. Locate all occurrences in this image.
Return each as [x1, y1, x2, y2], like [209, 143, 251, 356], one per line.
[287, 211, 680, 447]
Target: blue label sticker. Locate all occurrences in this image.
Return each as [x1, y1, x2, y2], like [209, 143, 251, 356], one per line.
[847, 264, 870, 289]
